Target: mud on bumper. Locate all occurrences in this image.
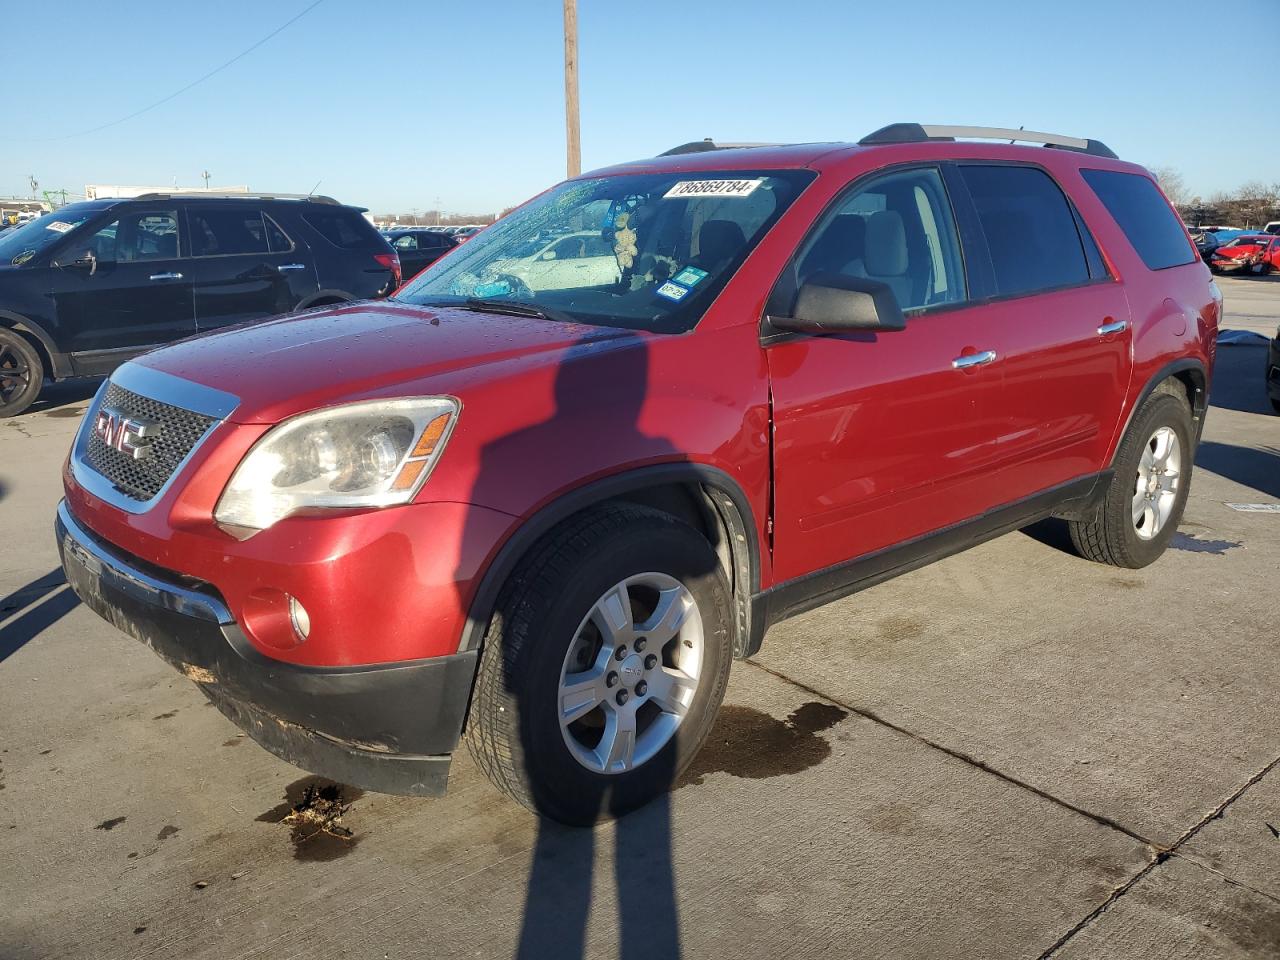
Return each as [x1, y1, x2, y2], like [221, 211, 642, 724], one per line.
[55, 501, 477, 797]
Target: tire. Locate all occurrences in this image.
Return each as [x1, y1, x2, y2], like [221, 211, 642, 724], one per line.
[1068, 386, 1194, 568]
[0, 328, 43, 418]
[466, 503, 733, 825]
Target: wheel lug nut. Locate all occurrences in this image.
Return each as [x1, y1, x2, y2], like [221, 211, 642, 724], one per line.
[634, 637, 646, 652]
[635, 680, 648, 696]
[615, 689, 629, 706]
[614, 645, 628, 661]
[644, 654, 657, 670]
[606, 671, 619, 688]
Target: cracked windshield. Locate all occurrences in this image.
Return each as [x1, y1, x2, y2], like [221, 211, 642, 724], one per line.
[396, 170, 813, 332]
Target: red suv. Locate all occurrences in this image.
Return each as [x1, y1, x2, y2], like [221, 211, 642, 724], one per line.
[57, 124, 1218, 825]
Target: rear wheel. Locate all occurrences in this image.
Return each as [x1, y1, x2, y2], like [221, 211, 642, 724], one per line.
[466, 504, 733, 825]
[0, 329, 42, 418]
[1068, 387, 1194, 568]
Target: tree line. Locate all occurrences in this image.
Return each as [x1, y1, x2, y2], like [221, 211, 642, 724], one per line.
[1152, 167, 1280, 230]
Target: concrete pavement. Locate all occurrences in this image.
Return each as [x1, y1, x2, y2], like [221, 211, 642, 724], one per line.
[1, 280, 1278, 959]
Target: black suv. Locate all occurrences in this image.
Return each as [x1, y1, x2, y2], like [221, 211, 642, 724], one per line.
[0, 193, 399, 416]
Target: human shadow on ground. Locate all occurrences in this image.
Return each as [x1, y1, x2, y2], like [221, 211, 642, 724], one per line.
[457, 334, 691, 959]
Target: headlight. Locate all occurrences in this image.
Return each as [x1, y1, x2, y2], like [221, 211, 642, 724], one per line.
[214, 397, 459, 534]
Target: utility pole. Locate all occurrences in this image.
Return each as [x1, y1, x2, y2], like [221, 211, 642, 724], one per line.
[201, 170, 212, 190]
[563, 0, 580, 178]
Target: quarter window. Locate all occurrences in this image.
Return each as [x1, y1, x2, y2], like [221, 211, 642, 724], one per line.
[792, 166, 965, 313]
[959, 165, 1090, 297]
[1081, 169, 1197, 271]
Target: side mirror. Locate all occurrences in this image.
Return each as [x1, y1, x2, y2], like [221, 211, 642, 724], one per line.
[75, 252, 99, 277]
[541, 250, 557, 261]
[770, 273, 907, 335]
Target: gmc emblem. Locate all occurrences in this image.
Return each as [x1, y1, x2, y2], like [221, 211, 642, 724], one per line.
[93, 407, 159, 460]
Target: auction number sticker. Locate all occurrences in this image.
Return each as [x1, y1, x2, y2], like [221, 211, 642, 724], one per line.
[45, 221, 74, 233]
[664, 178, 763, 199]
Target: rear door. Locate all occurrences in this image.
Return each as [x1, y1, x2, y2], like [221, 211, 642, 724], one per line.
[49, 207, 195, 360]
[766, 165, 1008, 581]
[185, 204, 318, 330]
[949, 163, 1132, 499]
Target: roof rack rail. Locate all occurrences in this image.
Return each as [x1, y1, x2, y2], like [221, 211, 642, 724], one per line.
[658, 139, 786, 157]
[128, 190, 342, 205]
[858, 123, 1118, 160]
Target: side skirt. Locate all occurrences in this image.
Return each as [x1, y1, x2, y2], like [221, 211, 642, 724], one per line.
[745, 472, 1110, 655]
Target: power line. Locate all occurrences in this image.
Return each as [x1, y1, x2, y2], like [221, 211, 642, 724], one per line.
[23, 0, 325, 143]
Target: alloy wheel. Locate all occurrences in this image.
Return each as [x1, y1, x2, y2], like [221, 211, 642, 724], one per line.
[0, 342, 31, 404]
[557, 572, 704, 775]
[1132, 426, 1181, 540]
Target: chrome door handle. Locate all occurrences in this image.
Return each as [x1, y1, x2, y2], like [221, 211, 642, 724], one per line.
[1097, 319, 1128, 335]
[149, 272, 183, 281]
[952, 350, 997, 369]
[277, 263, 306, 272]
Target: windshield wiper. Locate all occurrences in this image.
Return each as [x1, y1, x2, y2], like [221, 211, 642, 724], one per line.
[461, 298, 576, 324]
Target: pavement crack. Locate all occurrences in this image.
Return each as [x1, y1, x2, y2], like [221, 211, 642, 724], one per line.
[1170, 852, 1280, 908]
[743, 659, 1155, 847]
[1038, 752, 1280, 958]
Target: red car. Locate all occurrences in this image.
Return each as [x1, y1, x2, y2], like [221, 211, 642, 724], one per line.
[57, 124, 1217, 825]
[1210, 233, 1280, 274]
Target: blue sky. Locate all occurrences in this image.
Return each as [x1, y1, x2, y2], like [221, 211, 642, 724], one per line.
[5, 0, 1277, 214]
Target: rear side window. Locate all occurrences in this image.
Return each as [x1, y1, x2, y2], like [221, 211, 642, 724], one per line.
[304, 209, 377, 249]
[959, 165, 1090, 297]
[189, 208, 292, 256]
[1081, 169, 1196, 271]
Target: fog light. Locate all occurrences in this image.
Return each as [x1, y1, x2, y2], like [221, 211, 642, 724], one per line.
[288, 596, 311, 641]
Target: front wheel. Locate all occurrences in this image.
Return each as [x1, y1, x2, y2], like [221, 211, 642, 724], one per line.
[466, 504, 733, 825]
[0, 328, 43, 418]
[1068, 386, 1194, 567]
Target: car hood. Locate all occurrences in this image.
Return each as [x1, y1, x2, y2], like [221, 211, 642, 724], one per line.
[131, 301, 633, 424]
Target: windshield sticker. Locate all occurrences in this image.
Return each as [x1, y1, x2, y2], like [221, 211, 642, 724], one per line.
[655, 281, 691, 302]
[672, 266, 709, 287]
[45, 221, 74, 234]
[663, 178, 764, 200]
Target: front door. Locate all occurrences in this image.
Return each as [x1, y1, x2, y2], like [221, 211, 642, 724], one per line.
[185, 205, 318, 330]
[49, 207, 195, 363]
[766, 165, 1007, 582]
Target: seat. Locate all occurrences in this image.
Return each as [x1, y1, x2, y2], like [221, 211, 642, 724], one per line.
[693, 219, 746, 272]
[156, 233, 178, 259]
[851, 210, 912, 306]
[799, 214, 866, 282]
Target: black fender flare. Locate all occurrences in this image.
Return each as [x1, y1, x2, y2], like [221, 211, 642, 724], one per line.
[0, 309, 71, 379]
[295, 289, 354, 310]
[1115, 358, 1209, 457]
[456, 463, 762, 658]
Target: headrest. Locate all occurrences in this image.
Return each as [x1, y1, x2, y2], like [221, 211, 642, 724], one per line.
[865, 210, 907, 277]
[698, 219, 746, 263]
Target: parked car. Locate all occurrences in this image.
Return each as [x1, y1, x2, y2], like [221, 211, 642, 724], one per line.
[1209, 233, 1280, 275]
[487, 230, 620, 290]
[453, 226, 483, 243]
[57, 124, 1217, 826]
[1190, 230, 1220, 263]
[1263, 220, 1280, 235]
[0, 192, 399, 416]
[384, 228, 458, 282]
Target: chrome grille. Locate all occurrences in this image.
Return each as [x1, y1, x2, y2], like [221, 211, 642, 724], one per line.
[84, 382, 215, 502]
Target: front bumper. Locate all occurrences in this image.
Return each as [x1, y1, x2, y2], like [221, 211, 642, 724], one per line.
[56, 500, 477, 796]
